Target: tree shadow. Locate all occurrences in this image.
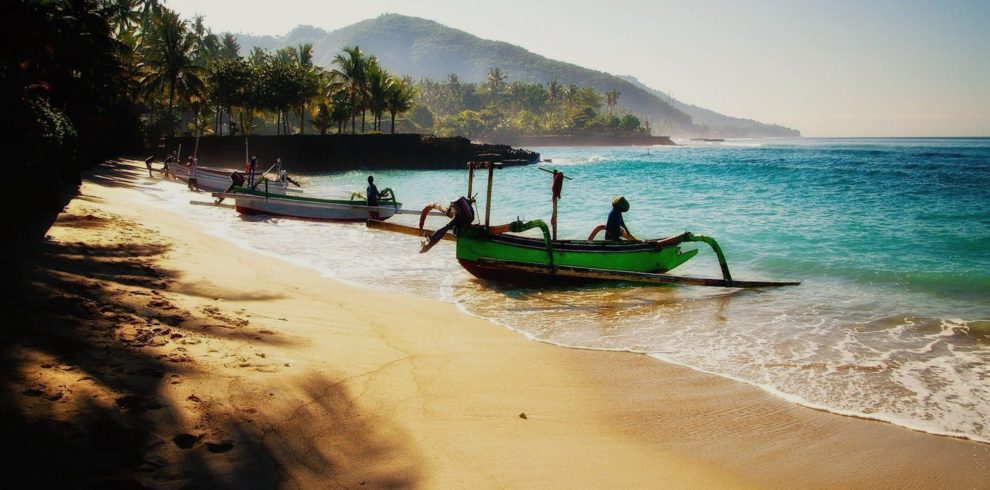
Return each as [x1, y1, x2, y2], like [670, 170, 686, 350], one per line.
[0, 206, 420, 487]
[84, 159, 159, 190]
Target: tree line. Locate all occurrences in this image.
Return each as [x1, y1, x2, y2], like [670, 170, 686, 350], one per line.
[410, 69, 648, 139]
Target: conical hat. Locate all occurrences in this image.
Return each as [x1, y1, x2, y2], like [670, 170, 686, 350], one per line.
[611, 196, 629, 212]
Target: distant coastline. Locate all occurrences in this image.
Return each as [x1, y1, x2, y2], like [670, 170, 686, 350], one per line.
[483, 135, 676, 147]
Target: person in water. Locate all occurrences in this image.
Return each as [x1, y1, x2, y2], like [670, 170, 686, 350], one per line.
[605, 196, 638, 240]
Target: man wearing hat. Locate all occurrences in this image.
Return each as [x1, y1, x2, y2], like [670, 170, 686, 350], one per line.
[605, 196, 638, 240]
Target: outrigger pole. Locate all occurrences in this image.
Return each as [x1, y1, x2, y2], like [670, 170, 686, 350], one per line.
[466, 161, 503, 228]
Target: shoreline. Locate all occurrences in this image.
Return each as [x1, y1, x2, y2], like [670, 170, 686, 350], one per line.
[3, 158, 989, 487]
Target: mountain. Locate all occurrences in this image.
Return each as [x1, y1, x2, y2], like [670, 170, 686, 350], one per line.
[235, 14, 799, 137]
[619, 76, 800, 137]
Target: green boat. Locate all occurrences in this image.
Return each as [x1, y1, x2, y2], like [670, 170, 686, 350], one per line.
[415, 162, 799, 288]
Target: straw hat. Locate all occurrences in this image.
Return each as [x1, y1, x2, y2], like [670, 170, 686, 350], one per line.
[611, 196, 630, 212]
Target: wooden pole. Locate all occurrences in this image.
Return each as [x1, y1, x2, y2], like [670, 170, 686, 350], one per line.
[485, 165, 494, 227]
[467, 165, 474, 201]
[551, 197, 558, 240]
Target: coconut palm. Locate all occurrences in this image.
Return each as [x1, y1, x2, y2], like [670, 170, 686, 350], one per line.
[140, 8, 204, 139]
[385, 76, 416, 134]
[364, 59, 390, 131]
[546, 79, 562, 110]
[605, 90, 620, 112]
[219, 33, 240, 60]
[310, 103, 334, 135]
[486, 67, 507, 109]
[294, 43, 321, 134]
[330, 46, 367, 133]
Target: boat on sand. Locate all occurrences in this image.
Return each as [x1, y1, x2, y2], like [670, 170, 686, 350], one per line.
[411, 162, 798, 288]
[212, 186, 401, 222]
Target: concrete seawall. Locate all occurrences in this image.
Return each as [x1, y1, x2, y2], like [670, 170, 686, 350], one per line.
[166, 134, 539, 172]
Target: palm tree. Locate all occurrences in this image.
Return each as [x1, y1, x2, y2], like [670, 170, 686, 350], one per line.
[101, 0, 142, 36]
[546, 79, 562, 110]
[310, 103, 334, 135]
[364, 59, 389, 131]
[605, 90, 620, 112]
[295, 43, 321, 134]
[385, 76, 416, 134]
[330, 46, 367, 133]
[486, 67, 507, 109]
[219, 33, 240, 60]
[140, 8, 204, 139]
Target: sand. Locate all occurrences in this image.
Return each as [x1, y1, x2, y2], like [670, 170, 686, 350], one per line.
[2, 159, 988, 488]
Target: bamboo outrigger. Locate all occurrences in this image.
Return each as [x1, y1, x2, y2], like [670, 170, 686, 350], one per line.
[390, 162, 798, 288]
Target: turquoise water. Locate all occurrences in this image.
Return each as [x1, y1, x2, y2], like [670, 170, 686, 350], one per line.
[146, 137, 990, 442]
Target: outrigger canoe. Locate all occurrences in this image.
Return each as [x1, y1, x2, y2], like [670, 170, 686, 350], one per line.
[212, 185, 401, 222]
[410, 162, 798, 288]
[170, 164, 299, 194]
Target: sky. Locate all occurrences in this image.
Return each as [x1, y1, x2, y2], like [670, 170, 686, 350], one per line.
[166, 0, 990, 137]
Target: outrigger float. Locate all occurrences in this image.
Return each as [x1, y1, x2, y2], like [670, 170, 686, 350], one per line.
[371, 162, 798, 288]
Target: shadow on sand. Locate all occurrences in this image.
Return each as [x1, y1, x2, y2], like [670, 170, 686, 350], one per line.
[0, 189, 420, 487]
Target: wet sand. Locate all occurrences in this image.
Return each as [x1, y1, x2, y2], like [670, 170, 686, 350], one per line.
[1, 159, 987, 488]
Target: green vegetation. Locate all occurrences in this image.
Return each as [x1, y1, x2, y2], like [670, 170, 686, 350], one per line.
[412, 71, 649, 139]
[236, 15, 801, 138]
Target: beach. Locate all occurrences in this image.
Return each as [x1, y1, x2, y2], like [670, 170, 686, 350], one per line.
[3, 158, 989, 488]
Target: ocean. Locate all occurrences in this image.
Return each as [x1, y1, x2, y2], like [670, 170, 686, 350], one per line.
[144, 137, 990, 442]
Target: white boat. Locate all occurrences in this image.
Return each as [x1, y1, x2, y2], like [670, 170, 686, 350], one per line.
[211, 187, 402, 221]
[168, 164, 299, 194]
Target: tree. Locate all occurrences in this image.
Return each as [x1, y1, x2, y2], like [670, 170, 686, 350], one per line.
[294, 43, 321, 134]
[605, 90, 620, 112]
[219, 33, 240, 60]
[485, 67, 508, 109]
[364, 58, 389, 131]
[384, 76, 416, 134]
[310, 103, 333, 135]
[140, 8, 204, 139]
[330, 46, 367, 133]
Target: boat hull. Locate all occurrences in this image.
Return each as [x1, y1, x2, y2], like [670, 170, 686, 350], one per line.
[455, 226, 698, 283]
[170, 166, 294, 194]
[217, 189, 400, 221]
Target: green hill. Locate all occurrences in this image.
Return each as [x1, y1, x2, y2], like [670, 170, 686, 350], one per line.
[235, 14, 799, 137]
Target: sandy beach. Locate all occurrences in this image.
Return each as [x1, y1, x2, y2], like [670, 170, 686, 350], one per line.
[2, 159, 988, 488]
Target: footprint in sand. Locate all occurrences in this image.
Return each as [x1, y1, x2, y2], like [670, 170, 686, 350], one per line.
[115, 395, 163, 413]
[205, 441, 234, 453]
[172, 433, 202, 449]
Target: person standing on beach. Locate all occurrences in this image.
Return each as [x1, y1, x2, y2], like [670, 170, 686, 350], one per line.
[162, 150, 177, 178]
[605, 196, 638, 240]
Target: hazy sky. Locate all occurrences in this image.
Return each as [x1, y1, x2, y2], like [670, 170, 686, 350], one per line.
[167, 0, 990, 137]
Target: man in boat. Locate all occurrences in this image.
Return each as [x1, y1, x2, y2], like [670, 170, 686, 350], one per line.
[247, 156, 258, 187]
[367, 175, 382, 219]
[273, 158, 301, 188]
[605, 196, 638, 241]
[214, 171, 246, 204]
[420, 196, 474, 253]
